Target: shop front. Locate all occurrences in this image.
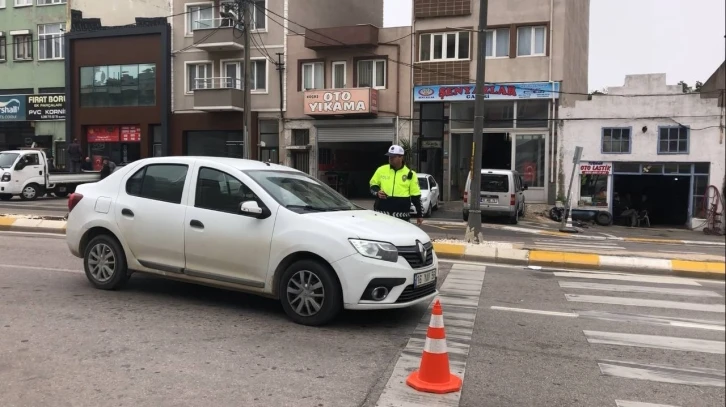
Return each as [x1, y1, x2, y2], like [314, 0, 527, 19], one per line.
[303, 88, 392, 199]
[572, 161, 711, 228]
[85, 125, 142, 169]
[0, 93, 66, 165]
[413, 81, 560, 203]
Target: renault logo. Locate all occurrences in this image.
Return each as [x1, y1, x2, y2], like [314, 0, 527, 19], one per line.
[416, 240, 426, 263]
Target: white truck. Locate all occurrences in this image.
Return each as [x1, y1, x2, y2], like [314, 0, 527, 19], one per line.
[0, 148, 101, 201]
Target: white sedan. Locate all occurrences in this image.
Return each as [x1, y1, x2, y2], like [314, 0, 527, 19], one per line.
[410, 173, 440, 217]
[65, 157, 439, 326]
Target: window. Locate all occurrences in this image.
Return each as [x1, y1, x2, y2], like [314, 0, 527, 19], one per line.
[517, 26, 546, 56]
[24, 153, 40, 165]
[0, 37, 6, 61]
[221, 60, 266, 91]
[515, 134, 546, 188]
[602, 128, 631, 153]
[579, 174, 608, 207]
[195, 167, 259, 214]
[13, 35, 32, 60]
[245, 60, 266, 91]
[485, 28, 509, 58]
[418, 177, 429, 190]
[185, 131, 244, 158]
[292, 129, 309, 146]
[15, 0, 32, 5]
[248, 0, 266, 30]
[186, 3, 214, 34]
[259, 120, 279, 163]
[37, 0, 66, 4]
[516, 100, 548, 128]
[301, 62, 323, 90]
[658, 127, 689, 154]
[0, 0, 5, 7]
[419, 31, 469, 62]
[126, 164, 189, 204]
[38, 23, 64, 60]
[357, 59, 386, 88]
[332, 61, 346, 88]
[80, 64, 156, 107]
[187, 62, 212, 92]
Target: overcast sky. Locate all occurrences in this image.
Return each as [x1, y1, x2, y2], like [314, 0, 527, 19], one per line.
[383, 0, 726, 91]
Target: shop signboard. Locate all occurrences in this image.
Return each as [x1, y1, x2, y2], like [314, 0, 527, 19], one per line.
[0, 95, 25, 121]
[87, 126, 120, 143]
[303, 88, 379, 115]
[413, 81, 561, 102]
[120, 125, 142, 142]
[579, 161, 612, 175]
[25, 94, 66, 121]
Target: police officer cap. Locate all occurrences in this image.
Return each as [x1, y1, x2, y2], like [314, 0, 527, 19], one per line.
[385, 144, 405, 156]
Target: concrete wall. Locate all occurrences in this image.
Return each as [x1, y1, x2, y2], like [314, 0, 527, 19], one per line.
[288, 0, 383, 29]
[72, 0, 171, 26]
[559, 74, 725, 226]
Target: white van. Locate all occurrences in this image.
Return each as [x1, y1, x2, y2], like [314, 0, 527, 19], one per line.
[462, 169, 527, 224]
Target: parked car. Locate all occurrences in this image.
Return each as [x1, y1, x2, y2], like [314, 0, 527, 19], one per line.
[410, 173, 440, 217]
[65, 157, 439, 326]
[462, 169, 527, 224]
[0, 149, 100, 201]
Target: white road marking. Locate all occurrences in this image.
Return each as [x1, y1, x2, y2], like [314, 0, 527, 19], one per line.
[490, 306, 578, 317]
[0, 263, 81, 274]
[584, 331, 725, 354]
[566, 294, 725, 313]
[599, 360, 725, 387]
[553, 271, 702, 286]
[669, 321, 726, 331]
[375, 264, 485, 407]
[558, 281, 722, 297]
[616, 401, 682, 407]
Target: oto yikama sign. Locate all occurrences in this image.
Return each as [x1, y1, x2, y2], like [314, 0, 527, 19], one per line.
[579, 161, 612, 175]
[304, 88, 378, 115]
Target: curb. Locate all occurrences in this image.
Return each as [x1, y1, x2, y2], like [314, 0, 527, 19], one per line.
[0, 216, 66, 234]
[432, 242, 726, 279]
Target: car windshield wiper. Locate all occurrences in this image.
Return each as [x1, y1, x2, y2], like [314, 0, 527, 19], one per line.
[285, 204, 328, 212]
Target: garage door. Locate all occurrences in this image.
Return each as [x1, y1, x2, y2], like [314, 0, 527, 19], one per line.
[316, 126, 394, 143]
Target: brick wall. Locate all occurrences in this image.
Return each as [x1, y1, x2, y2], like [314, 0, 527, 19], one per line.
[414, 61, 470, 85]
[414, 0, 471, 18]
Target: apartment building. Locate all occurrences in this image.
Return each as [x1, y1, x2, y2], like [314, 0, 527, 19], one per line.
[0, 0, 169, 168]
[170, 0, 383, 160]
[283, 24, 413, 198]
[412, 0, 590, 204]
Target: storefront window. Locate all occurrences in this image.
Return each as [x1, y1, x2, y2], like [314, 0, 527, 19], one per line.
[514, 134, 545, 187]
[80, 63, 156, 107]
[516, 100, 548, 128]
[259, 120, 279, 163]
[450, 102, 473, 129]
[692, 175, 708, 218]
[580, 174, 608, 207]
[483, 101, 514, 128]
[185, 131, 244, 158]
[420, 102, 446, 138]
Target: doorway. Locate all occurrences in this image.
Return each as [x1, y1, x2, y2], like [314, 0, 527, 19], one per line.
[613, 174, 691, 226]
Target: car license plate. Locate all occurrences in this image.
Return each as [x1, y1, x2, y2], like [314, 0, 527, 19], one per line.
[414, 269, 436, 288]
[481, 198, 498, 204]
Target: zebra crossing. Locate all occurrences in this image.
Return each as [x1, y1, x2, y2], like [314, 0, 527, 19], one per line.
[493, 270, 725, 406]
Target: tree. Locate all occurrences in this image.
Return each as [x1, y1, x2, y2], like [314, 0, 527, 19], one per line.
[678, 81, 703, 93]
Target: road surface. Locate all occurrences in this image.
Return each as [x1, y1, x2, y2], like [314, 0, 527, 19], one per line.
[0, 231, 723, 406]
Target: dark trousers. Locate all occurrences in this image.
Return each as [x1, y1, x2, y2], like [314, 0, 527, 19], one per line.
[69, 160, 81, 173]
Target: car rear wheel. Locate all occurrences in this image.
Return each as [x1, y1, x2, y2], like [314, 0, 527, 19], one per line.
[424, 202, 432, 218]
[280, 259, 342, 326]
[509, 209, 519, 225]
[83, 235, 130, 290]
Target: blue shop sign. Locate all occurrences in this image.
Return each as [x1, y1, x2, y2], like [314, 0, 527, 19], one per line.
[413, 81, 561, 102]
[0, 95, 26, 121]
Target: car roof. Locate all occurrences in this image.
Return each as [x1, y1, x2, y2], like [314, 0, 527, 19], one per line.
[134, 156, 302, 173]
[417, 173, 432, 178]
[480, 169, 517, 175]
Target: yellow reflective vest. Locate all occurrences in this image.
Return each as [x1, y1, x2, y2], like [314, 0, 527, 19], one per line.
[369, 164, 423, 218]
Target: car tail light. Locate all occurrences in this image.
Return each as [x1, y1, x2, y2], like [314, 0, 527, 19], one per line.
[463, 191, 468, 203]
[510, 194, 516, 205]
[68, 193, 83, 212]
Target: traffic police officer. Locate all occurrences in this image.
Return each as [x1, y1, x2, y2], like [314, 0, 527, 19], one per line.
[369, 145, 424, 225]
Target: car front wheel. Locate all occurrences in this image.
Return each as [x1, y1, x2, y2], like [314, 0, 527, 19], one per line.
[83, 235, 130, 290]
[280, 259, 342, 326]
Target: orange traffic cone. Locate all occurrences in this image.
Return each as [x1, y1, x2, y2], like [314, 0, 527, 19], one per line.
[406, 299, 462, 394]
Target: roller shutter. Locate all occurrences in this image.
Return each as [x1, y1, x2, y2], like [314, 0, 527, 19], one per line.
[316, 126, 394, 143]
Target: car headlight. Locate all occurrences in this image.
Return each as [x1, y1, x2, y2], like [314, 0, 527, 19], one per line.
[1, 172, 10, 182]
[349, 239, 398, 262]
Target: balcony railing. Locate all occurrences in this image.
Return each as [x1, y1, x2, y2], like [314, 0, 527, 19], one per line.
[192, 77, 244, 112]
[192, 18, 244, 51]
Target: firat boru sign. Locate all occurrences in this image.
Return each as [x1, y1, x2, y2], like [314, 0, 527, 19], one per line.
[304, 88, 378, 115]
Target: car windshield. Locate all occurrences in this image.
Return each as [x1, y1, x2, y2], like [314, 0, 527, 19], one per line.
[245, 170, 359, 213]
[418, 177, 429, 190]
[0, 153, 19, 169]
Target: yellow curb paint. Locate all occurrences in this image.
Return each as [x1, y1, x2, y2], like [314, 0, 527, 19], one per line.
[529, 250, 600, 266]
[0, 217, 18, 226]
[671, 260, 726, 274]
[539, 231, 575, 237]
[624, 237, 684, 244]
[433, 242, 467, 256]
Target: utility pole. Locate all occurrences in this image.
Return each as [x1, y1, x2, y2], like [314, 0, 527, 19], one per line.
[241, 0, 253, 159]
[464, 0, 489, 243]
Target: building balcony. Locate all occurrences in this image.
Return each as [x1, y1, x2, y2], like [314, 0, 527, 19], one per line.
[305, 24, 378, 50]
[192, 18, 244, 52]
[193, 77, 244, 112]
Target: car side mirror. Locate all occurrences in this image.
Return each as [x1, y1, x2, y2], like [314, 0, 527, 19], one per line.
[240, 200, 270, 219]
[523, 184, 529, 190]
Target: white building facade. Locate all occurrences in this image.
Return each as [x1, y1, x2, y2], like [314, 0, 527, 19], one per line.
[559, 73, 725, 230]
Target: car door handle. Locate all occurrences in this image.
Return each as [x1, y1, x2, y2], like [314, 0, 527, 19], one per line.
[190, 219, 204, 229]
[121, 208, 134, 217]
[39, 171, 43, 175]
